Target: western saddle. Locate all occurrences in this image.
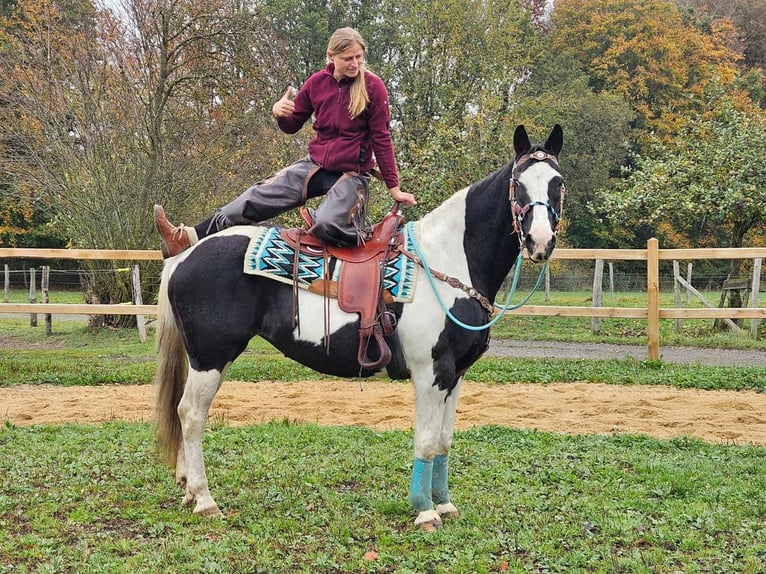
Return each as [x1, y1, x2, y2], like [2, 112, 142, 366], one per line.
[281, 204, 408, 376]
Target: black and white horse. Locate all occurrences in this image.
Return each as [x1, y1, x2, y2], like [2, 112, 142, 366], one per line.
[155, 124, 564, 531]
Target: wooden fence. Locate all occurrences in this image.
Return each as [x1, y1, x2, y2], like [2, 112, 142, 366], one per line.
[2, 239, 765, 360]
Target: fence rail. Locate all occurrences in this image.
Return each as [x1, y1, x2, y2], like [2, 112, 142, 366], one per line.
[2, 240, 765, 360]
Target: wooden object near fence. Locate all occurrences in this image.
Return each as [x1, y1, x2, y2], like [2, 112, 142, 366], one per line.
[673, 260, 682, 333]
[544, 265, 550, 302]
[3, 264, 8, 303]
[591, 259, 604, 334]
[646, 238, 660, 360]
[686, 263, 692, 305]
[131, 264, 147, 342]
[673, 273, 742, 332]
[28, 268, 37, 327]
[42, 266, 51, 336]
[752, 258, 762, 339]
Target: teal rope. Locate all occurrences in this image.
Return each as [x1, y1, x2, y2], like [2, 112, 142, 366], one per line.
[406, 221, 547, 331]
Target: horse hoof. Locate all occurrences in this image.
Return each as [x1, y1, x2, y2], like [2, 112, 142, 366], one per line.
[414, 510, 442, 532]
[436, 502, 460, 519]
[181, 492, 195, 508]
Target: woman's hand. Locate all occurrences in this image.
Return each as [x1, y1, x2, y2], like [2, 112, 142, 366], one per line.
[389, 186, 417, 207]
[272, 86, 295, 118]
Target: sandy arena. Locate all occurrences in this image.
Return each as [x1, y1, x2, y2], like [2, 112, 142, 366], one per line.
[2, 379, 766, 446]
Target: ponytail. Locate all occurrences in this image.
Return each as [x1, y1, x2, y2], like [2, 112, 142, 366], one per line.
[348, 71, 368, 119]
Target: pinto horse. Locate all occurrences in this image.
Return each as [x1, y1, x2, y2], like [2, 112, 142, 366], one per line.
[155, 124, 564, 531]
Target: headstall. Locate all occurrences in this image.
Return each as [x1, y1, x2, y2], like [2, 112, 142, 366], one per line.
[509, 150, 565, 240]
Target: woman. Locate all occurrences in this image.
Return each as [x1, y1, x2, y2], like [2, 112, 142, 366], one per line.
[155, 27, 416, 258]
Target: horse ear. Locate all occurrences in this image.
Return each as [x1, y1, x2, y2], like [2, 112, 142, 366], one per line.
[545, 124, 563, 156]
[513, 125, 530, 156]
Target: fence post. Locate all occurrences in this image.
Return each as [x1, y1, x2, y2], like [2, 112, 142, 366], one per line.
[28, 267, 37, 327]
[647, 238, 660, 360]
[752, 258, 762, 339]
[608, 262, 615, 304]
[544, 264, 550, 302]
[42, 266, 51, 335]
[673, 260, 681, 333]
[131, 264, 147, 342]
[3, 264, 8, 303]
[591, 259, 604, 334]
[686, 263, 693, 305]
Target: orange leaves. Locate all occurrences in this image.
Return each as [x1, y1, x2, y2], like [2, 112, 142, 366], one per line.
[552, 0, 745, 138]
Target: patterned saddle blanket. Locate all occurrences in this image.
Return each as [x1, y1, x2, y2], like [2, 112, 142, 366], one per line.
[243, 226, 417, 303]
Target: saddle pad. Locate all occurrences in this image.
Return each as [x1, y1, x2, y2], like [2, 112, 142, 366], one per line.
[243, 226, 417, 303]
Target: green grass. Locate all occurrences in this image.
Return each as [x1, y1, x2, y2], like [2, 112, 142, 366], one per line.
[1, 422, 765, 573]
[2, 288, 85, 304]
[469, 357, 766, 393]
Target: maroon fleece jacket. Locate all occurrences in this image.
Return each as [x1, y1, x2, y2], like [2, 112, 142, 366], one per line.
[275, 63, 400, 190]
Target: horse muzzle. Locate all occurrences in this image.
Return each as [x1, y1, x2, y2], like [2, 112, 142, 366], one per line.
[525, 234, 556, 262]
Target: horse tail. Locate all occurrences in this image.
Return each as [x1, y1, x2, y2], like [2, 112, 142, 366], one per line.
[154, 261, 187, 467]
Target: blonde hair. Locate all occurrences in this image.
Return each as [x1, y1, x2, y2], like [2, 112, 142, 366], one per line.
[327, 27, 369, 119]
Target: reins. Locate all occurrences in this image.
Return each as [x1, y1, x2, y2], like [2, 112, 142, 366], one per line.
[401, 221, 547, 331]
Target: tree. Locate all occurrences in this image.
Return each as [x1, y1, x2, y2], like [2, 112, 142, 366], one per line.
[673, 0, 766, 106]
[253, 0, 385, 82]
[508, 51, 635, 248]
[368, 0, 544, 216]
[551, 0, 743, 141]
[0, 0, 291, 323]
[598, 90, 766, 297]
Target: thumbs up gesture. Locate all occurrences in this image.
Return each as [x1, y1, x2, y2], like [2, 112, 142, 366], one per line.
[272, 86, 295, 118]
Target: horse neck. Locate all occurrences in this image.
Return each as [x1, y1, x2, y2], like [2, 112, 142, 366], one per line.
[415, 165, 519, 303]
[463, 166, 520, 301]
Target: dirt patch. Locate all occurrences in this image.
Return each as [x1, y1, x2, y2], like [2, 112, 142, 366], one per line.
[2, 380, 765, 446]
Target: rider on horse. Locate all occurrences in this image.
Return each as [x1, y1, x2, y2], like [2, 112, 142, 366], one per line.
[154, 27, 416, 258]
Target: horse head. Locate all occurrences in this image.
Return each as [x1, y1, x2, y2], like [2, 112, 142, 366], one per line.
[510, 124, 564, 262]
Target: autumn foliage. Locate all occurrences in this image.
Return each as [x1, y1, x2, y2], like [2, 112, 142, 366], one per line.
[0, 0, 764, 257]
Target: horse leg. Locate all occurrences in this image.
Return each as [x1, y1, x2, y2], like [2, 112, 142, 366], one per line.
[176, 367, 224, 517]
[409, 374, 452, 531]
[176, 442, 189, 501]
[433, 378, 462, 520]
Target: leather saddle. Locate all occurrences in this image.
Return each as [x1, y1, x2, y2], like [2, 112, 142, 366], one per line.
[281, 204, 408, 376]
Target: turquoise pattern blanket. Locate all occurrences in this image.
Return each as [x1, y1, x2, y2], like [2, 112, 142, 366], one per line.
[243, 226, 417, 303]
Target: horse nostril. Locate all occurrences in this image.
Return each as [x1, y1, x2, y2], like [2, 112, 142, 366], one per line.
[525, 239, 553, 262]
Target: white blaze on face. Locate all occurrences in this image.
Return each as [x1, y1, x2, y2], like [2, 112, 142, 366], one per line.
[516, 162, 557, 257]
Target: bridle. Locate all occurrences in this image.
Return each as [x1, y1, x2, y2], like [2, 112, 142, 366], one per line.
[401, 149, 563, 331]
[509, 149, 565, 244]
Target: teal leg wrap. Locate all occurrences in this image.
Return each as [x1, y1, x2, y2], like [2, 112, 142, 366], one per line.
[408, 458, 434, 512]
[432, 454, 450, 505]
